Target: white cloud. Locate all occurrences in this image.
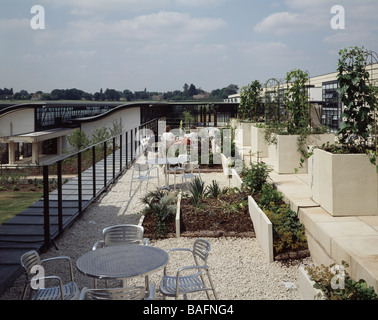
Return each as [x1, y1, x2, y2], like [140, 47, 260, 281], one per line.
[65, 11, 227, 44]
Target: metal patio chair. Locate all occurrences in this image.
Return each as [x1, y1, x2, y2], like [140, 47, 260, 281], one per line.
[92, 224, 150, 288]
[159, 238, 218, 300]
[92, 224, 149, 250]
[168, 154, 189, 190]
[20, 250, 80, 300]
[129, 163, 159, 197]
[174, 161, 201, 190]
[79, 283, 156, 300]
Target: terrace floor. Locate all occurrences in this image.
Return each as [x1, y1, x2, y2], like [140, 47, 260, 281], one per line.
[1, 150, 377, 299]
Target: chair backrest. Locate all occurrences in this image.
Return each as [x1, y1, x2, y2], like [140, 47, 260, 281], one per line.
[20, 250, 41, 277]
[103, 224, 144, 246]
[81, 286, 146, 300]
[133, 163, 150, 172]
[177, 154, 189, 163]
[192, 239, 211, 266]
[183, 162, 199, 171]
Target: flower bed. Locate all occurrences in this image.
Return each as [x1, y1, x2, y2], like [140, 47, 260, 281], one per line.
[141, 179, 254, 240]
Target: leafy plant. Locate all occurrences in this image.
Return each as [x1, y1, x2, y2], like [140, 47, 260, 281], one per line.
[257, 183, 284, 209]
[205, 180, 222, 199]
[239, 80, 264, 121]
[140, 189, 177, 238]
[337, 46, 377, 150]
[306, 261, 378, 300]
[241, 161, 272, 194]
[188, 176, 205, 207]
[283, 69, 310, 134]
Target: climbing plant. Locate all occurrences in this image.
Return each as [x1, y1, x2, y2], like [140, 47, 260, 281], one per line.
[336, 46, 378, 153]
[239, 80, 264, 122]
[283, 69, 311, 135]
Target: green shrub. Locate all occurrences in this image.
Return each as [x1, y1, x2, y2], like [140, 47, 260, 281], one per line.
[140, 189, 177, 238]
[306, 261, 378, 300]
[241, 161, 272, 194]
[264, 204, 307, 254]
[256, 183, 307, 255]
[257, 183, 283, 209]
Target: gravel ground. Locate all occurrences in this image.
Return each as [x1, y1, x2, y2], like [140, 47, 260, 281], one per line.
[0, 163, 313, 300]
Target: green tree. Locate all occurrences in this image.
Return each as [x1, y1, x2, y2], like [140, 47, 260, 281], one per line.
[67, 129, 90, 152]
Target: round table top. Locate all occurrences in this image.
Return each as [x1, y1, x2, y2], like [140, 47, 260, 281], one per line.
[76, 244, 169, 280]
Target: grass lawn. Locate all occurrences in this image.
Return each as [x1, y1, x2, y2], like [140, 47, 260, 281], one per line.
[0, 192, 43, 225]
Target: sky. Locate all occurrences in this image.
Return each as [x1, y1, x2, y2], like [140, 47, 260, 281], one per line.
[1, 0, 377, 94]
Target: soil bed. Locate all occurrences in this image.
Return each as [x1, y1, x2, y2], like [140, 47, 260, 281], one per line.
[143, 191, 255, 240]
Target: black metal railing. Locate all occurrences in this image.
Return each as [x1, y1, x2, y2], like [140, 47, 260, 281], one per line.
[1, 118, 159, 249]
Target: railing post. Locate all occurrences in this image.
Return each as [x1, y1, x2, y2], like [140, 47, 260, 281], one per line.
[43, 165, 50, 247]
[57, 161, 63, 232]
[92, 146, 96, 198]
[126, 131, 129, 167]
[103, 141, 107, 189]
[120, 133, 123, 171]
[113, 137, 116, 180]
[78, 152, 82, 215]
[130, 130, 133, 162]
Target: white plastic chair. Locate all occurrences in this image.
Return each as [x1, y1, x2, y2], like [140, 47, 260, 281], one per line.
[20, 250, 80, 300]
[159, 238, 218, 300]
[129, 163, 159, 196]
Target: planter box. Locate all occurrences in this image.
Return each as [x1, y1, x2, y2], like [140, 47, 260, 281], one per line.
[236, 121, 255, 147]
[248, 196, 274, 263]
[268, 133, 335, 174]
[221, 153, 232, 176]
[309, 149, 378, 217]
[251, 126, 268, 158]
[298, 266, 324, 300]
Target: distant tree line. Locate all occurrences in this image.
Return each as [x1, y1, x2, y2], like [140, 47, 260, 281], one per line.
[0, 83, 239, 102]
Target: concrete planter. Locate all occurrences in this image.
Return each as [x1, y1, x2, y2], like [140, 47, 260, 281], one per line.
[236, 121, 255, 147]
[248, 196, 274, 263]
[175, 192, 182, 238]
[221, 153, 232, 176]
[268, 133, 335, 174]
[298, 266, 324, 300]
[231, 168, 243, 189]
[309, 148, 378, 217]
[251, 126, 269, 158]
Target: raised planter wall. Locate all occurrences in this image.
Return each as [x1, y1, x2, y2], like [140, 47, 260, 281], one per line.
[236, 122, 254, 147]
[268, 133, 335, 174]
[309, 148, 378, 216]
[231, 168, 243, 189]
[251, 126, 268, 158]
[248, 196, 274, 263]
[221, 153, 231, 176]
[175, 192, 182, 238]
[298, 266, 324, 300]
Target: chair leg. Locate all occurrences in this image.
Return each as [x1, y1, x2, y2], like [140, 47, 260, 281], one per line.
[129, 171, 135, 197]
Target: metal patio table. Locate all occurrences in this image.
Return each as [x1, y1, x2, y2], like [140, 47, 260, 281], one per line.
[76, 244, 169, 289]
